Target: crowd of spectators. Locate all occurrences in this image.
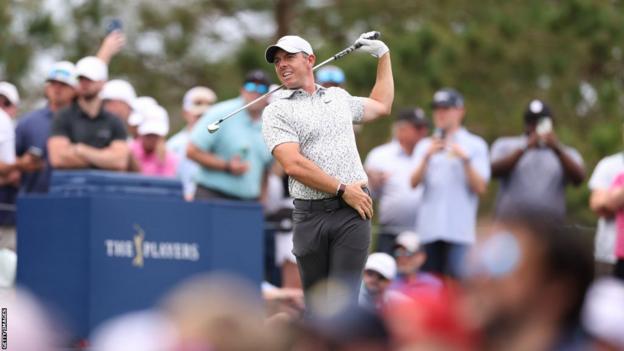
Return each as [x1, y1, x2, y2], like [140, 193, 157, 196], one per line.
[1, 29, 624, 351]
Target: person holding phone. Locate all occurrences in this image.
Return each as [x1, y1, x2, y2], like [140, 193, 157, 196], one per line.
[490, 99, 585, 218]
[410, 88, 490, 278]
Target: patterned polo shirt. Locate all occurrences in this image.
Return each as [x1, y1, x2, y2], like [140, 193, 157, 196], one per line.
[262, 85, 367, 200]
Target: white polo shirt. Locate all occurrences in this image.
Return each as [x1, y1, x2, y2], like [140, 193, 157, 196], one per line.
[364, 140, 422, 234]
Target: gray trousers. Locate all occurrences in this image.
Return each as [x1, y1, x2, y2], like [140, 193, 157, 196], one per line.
[292, 198, 371, 310]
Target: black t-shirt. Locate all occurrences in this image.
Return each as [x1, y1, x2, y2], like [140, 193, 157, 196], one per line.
[52, 101, 127, 148]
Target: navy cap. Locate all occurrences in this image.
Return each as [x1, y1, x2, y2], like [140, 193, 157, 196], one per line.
[524, 99, 552, 122]
[431, 88, 464, 109]
[396, 107, 429, 128]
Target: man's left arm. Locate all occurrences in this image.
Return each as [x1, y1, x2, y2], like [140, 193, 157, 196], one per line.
[353, 34, 394, 123]
[544, 133, 585, 185]
[361, 53, 394, 122]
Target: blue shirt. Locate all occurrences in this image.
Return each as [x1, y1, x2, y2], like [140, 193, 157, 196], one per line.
[166, 128, 200, 199]
[412, 128, 490, 244]
[189, 97, 272, 199]
[15, 106, 54, 193]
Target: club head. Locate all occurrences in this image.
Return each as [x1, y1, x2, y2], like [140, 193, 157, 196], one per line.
[207, 123, 220, 134]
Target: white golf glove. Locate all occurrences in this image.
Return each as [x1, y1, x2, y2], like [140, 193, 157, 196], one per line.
[356, 32, 389, 58]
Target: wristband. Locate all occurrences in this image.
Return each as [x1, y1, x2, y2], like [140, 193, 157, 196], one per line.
[336, 183, 346, 198]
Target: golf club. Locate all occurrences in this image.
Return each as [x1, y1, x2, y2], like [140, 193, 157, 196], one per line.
[207, 31, 381, 134]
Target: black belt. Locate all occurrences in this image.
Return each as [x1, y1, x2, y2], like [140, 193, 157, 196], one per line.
[293, 187, 369, 212]
[293, 197, 347, 211]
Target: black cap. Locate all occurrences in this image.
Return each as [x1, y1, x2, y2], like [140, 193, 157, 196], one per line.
[524, 99, 552, 122]
[243, 69, 271, 86]
[396, 107, 429, 128]
[431, 88, 464, 109]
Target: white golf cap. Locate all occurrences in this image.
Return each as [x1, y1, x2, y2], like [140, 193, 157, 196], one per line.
[138, 104, 169, 137]
[265, 35, 313, 63]
[100, 79, 137, 107]
[395, 231, 422, 253]
[182, 86, 217, 115]
[130, 96, 159, 127]
[582, 278, 624, 348]
[0, 82, 19, 106]
[76, 56, 108, 82]
[364, 253, 397, 280]
[46, 61, 78, 87]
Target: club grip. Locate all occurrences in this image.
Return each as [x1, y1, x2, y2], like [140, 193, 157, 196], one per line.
[333, 31, 382, 60]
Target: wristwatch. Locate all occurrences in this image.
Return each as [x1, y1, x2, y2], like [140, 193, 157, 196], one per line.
[336, 183, 346, 198]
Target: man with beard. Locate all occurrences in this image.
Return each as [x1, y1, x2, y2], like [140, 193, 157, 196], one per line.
[48, 56, 129, 171]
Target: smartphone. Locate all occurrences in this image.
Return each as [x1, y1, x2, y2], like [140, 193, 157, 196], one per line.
[536, 117, 553, 136]
[106, 18, 123, 34]
[434, 128, 446, 139]
[27, 146, 43, 158]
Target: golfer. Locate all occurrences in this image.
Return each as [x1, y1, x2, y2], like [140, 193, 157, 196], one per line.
[262, 32, 394, 306]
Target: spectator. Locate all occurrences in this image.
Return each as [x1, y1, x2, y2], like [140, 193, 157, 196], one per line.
[364, 107, 429, 254]
[410, 88, 490, 278]
[264, 162, 301, 289]
[490, 99, 585, 217]
[187, 70, 273, 201]
[15, 61, 77, 193]
[358, 252, 405, 311]
[167, 86, 216, 200]
[0, 82, 21, 252]
[391, 231, 443, 295]
[315, 65, 346, 88]
[48, 56, 129, 171]
[589, 150, 624, 275]
[130, 104, 177, 177]
[100, 79, 137, 134]
[129, 96, 158, 140]
[463, 208, 593, 351]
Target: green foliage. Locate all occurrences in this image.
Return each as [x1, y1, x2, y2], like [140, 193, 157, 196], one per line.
[3, 0, 624, 224]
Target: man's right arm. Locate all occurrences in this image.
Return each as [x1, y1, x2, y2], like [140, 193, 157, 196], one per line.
[410, 139, 444, 188]
[273, 142, 373, 220]
[490, 134, 537, 177]
[47, 136, 90, 169]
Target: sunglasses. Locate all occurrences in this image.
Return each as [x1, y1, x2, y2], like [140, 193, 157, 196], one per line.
[243, 82, 269, 94]
[394, 248, 417, 258]
[317, 70, 345, 84]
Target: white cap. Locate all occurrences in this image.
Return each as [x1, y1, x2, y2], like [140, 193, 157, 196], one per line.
[76, 56, 108, 82]
[395, 231, 422, 253]
[130, 96, 159, 127]
[0, 82, 19, 106]
[265, 35, 314, 63]
[582, 278, 624, 348]
[100, 79, 137, 107]
[138, 104, 169, 137]
[46, 61, 78, 87]
[182, 86, 217, 115]
[364, 253, 397, 280]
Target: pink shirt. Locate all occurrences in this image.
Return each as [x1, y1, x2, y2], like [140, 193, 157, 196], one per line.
[612, 173, 624, 258]
[131, 139, 178, 177]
